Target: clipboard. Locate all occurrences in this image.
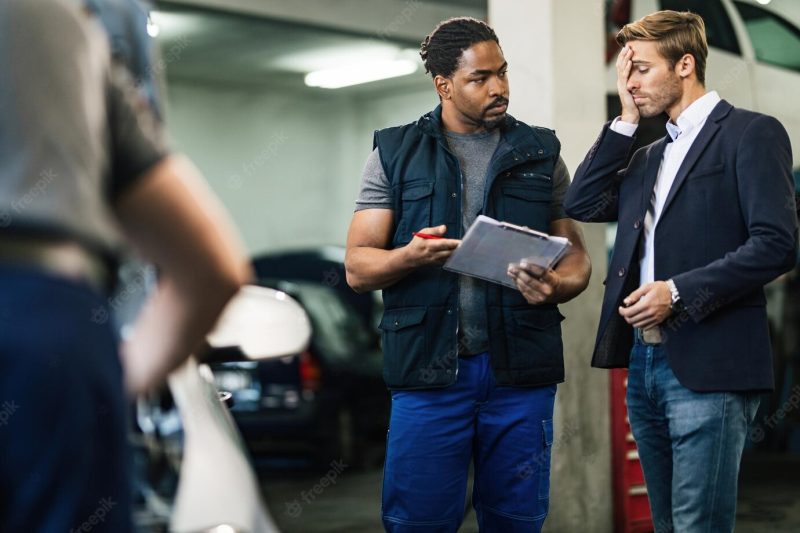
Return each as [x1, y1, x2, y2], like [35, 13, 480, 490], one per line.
[443, 215, 571, 289]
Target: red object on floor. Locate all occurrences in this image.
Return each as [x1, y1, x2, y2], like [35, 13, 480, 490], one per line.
[610, 368, 654, 533]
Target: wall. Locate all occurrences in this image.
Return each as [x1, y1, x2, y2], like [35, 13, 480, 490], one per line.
[165, 78, 436, 255]
[490, 0, 613, 531]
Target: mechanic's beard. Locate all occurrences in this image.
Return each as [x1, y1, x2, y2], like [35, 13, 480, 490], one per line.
[458, 107, 505, 131]
[479, 113, 506, 130]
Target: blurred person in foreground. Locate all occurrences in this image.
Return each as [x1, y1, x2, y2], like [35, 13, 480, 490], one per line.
[0, 0, 251, 531]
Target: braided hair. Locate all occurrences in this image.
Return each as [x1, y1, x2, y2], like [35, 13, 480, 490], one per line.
[420, 17, 500, 78]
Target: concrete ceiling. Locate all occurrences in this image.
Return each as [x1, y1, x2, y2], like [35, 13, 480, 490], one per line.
[154, 0, 487, 92]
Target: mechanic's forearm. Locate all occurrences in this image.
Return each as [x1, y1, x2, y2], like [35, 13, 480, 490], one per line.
[554, 251, 592, 303]
[345, 245, 416, 293]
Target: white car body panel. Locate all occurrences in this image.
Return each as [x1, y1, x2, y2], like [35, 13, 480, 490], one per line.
[169, 285, 312, 532]
[206, 285, 312, 359]
[169, 358, 278, 533]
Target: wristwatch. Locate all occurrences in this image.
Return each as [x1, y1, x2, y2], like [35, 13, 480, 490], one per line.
[666, 279, 684, 312]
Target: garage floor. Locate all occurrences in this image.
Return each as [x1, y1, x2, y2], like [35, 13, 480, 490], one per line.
[736, 453, 800, 533]
[260, 453, 800, 532]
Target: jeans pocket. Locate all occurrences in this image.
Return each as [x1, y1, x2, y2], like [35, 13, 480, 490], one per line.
[538, 418, 554, 501]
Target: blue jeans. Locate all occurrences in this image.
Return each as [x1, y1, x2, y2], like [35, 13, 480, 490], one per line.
[626, 341, 760, 533]
[382, 352, 556, 532]
[0, 266, 131, 533]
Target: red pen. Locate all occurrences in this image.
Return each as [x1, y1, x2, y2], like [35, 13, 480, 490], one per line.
[413, 232, 445, 240]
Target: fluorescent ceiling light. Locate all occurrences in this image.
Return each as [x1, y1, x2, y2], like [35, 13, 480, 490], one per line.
[148, 11, 204, 38]
[756, 0, 771, 4]
[272, 42, 406, 72]
[305, 59, 418, 88]
[275, 42, 420, 88]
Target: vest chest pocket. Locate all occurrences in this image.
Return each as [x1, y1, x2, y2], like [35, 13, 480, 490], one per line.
[395, 181, 435, 244]
[500, 182, 552, 233]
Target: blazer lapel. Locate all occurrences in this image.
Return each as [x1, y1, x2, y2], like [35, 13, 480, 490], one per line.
[641, 137, 668, 217]
[660, 100, 732, 218]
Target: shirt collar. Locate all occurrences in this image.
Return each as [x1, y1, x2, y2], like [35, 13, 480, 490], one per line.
[666, 90, 721, 141]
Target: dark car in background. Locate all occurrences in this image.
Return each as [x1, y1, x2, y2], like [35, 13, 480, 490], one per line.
[211, 249, 389, 468]
[251, 246, 382, 332]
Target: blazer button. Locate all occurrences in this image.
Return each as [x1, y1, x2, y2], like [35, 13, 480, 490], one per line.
[634, 220, 641, 230]
[451, 192, 457, 198]
[618, 267, 626, 277]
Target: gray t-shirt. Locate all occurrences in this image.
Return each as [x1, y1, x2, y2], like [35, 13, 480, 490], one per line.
[355, 128, 571, 355]
[0, 0, 168, 252]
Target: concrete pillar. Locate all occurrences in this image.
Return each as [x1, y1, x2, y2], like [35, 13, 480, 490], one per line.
[488, 1, 613, 531]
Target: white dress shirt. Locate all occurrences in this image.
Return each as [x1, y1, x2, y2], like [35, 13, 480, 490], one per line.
[610, 90, 721, 286]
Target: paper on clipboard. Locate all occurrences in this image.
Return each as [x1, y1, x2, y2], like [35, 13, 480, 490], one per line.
[443, 215, 571, 289]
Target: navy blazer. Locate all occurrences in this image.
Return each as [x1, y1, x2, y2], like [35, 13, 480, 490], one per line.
[564, 100, 799, 392]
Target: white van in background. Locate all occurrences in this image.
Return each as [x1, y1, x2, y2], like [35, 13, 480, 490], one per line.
[606, 0, 800, 169]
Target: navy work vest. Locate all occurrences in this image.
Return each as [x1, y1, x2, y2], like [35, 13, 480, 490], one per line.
[374, 106, 566, 390]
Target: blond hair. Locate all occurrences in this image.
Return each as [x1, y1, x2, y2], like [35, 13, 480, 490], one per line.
[617, 10, 708, 84]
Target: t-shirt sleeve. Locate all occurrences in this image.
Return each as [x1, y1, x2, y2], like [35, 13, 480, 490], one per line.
[106, 63, 170, 200]
[550, 155, 571, 221]
[355, 148, 394, 212]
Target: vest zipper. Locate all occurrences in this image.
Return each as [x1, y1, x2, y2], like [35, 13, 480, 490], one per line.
[442, 141, 462, 383]
[455, 167, 464, 381]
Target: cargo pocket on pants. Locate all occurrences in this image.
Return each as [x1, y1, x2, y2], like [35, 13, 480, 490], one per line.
[539, 418, 554, 501]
